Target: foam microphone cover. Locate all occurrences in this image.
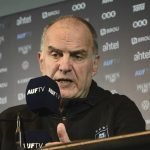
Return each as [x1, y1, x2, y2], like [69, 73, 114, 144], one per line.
[26, 76, 61, 115]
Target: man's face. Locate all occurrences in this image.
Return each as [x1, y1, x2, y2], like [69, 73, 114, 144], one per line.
[38, 21, 99, 99]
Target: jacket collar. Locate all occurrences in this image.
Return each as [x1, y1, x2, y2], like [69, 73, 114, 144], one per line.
[60, 80, 110, 117]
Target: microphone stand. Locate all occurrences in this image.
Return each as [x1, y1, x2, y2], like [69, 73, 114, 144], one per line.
[15, 113, 28, 150]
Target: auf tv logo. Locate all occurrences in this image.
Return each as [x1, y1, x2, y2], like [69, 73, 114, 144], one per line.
[134, 68, 145, 77]
[16, 32, 32, 40]
[134, 68, 150, 77]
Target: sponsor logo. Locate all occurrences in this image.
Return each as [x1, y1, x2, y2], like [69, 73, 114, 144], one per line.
[131, 35, 150, 45]
[134, 50, 150, 62]
[105, 72, 120, 83]
[23, 143, 44, 149]
[16, 15, 32, 26]
[102, 41, 119, 52]
[17, 77, 32, 85]
[72, 2, 86, 11]
[18, 93, 25, 101]
[0, 96, 7, 104]
[27, 86, 45, 95]
[0, 67, 8, 74]
[101, 10, 116, 20]
[48, 87, 60, 98]
[0, 36, 4, 45]
[27, 86, 60, 98]
[133, 3, 145, 12]
[18, 44, 32, 55]
[95, 126, 109, 139]
[22, 60, 29, 70]
[134, 68, 145, 77]
[141, 100, 150, 111]
[0, 82, 8, 88]
[16, 32, 32, 40]
[103, 58, 120, 67]
[132, 19, 148, 28]
[42, 10, 60, 19]
[102, 0, 113, 4]
[137, 82, 150, 93]
[100, 26, 119, 36]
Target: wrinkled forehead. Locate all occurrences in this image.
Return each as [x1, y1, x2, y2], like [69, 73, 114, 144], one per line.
[42, 19, 94, 51]
[50, 18, 90, 29]
[46, 18, 93, 40]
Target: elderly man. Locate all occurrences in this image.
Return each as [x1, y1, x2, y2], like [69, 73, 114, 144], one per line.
[0, 15, 145, 150]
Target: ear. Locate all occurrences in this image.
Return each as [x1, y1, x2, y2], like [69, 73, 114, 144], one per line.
[37, 51, 44, 74]
[92, 55, 100, 76]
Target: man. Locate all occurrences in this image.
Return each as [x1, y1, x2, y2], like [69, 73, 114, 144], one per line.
[0, 15, 145, 150]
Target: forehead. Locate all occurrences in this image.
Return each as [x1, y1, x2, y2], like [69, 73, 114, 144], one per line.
[47, 18, 92, 33]
[44, 19, 93, 47]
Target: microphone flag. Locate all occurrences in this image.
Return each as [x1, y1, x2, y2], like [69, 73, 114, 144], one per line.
[26, 75, 61, 115]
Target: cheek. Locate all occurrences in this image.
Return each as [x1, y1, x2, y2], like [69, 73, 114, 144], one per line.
[75, 61, 93, 80]
[41, 58, 58, 77]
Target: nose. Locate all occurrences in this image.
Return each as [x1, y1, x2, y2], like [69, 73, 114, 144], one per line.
[59, 54, 72, 74]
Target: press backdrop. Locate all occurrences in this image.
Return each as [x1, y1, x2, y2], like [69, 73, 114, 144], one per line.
[0, 0, 150, 129]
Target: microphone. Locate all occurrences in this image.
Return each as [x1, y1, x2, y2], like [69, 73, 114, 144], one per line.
[26, 75, 61, 115]
[0, 76, 60, 149]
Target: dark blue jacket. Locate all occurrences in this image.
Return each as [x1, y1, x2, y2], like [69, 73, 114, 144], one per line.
[0, 80, 145, 150]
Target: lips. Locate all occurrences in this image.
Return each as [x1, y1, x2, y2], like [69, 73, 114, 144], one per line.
[55, 78, 74, 88]
[55, 78, 73, 83]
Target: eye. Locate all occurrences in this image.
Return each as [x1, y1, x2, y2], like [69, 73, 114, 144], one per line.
[71, 52, 87, 62]
[48, 50, 63, 59]
[51, 51, 61, 58]
[73, 54, 83, 61]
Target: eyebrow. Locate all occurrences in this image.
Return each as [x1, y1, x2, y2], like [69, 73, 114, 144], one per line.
[48, 45, 87, 55]
[48, 46, 61, 52]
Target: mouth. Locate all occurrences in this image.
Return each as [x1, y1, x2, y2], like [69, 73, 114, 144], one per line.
[55, 78, 73, 84]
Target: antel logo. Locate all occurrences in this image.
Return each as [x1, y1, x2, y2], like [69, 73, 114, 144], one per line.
[132, 19, 148, 28]
[72, 2, 86, 11]
[101, 10, 116, 20]
[16, 15, 32, 26]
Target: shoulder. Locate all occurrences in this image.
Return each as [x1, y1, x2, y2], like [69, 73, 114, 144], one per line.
[100, 90, 139, 112]
[93, 81, 136, 107]
[109, 93, 136, 106]
[93, 81, 142, 113]
[0, 104, 36, 121]
[1, 104, 27, 113]
[94, 86, 146, 133]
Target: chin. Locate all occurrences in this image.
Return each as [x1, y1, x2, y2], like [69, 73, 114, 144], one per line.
[61, 92, 76, 99]
[61, 94, 73, 99]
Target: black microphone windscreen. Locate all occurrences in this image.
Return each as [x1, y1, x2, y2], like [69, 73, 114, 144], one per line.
[26, 76, 60, 115]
